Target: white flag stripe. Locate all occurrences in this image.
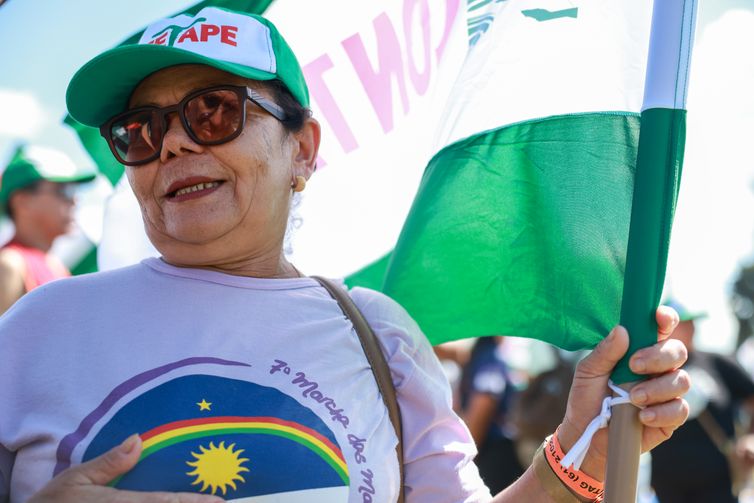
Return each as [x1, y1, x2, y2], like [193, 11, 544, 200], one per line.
[434, 0, 653, 151]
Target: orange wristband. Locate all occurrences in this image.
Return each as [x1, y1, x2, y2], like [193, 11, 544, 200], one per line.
[544, 432, 604, 502]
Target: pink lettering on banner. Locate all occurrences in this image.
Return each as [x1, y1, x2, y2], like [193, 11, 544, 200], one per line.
[342, 13, 410, 134]
[435, 0, 460, 61]
[304, 0, 459, 158]
[304, 55, 359, 153]
[404, 0, 432, 96]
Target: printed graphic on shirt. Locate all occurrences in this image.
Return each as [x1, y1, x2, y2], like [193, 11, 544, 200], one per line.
[55, 359, 349, 501]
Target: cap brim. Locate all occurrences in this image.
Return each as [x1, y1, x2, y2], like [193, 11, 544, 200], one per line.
[66, 44, 277, 128]
[0, 173, 96, 209]
[44, 172, 97, 184]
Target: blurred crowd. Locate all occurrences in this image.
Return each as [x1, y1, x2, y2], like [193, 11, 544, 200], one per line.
[435, 299, 754, 503]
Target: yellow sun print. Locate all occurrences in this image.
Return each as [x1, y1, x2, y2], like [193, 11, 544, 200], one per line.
[186, 441, 250, 495]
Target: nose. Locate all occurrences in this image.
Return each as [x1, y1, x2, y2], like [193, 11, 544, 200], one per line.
[160, 112, 205, 163]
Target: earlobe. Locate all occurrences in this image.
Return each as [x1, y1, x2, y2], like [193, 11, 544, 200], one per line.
[293, 118, 321, 180]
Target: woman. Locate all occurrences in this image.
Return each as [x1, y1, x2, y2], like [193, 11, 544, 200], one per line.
[0, 8, 689, 503]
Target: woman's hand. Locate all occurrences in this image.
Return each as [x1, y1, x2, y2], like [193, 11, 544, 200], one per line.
[28, 435, 224, 503]
[557, 306, 691, 480]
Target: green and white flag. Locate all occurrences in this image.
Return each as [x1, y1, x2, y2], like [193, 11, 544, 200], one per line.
[352, 0, 696, 383]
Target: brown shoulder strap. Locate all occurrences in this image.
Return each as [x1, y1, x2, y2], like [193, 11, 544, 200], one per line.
[311, 276, 405, 502]
[697, 409, 733, 454]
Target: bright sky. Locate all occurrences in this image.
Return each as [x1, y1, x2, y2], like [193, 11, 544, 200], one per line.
[1, 0, 753, 356]
[0, 1, 198, 168]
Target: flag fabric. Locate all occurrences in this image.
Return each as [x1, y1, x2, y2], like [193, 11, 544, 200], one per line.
[348, 0, 695, 384]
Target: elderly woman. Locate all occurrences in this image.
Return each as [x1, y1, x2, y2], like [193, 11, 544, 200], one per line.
[0, 8, 689, 503]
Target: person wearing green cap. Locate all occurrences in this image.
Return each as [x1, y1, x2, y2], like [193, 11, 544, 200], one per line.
[650, 299, 754, 502]
[0, 7, 690, 503]
[0, 145, 95, 315]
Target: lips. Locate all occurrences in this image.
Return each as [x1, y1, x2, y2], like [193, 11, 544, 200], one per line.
[165, 176, 224, 199]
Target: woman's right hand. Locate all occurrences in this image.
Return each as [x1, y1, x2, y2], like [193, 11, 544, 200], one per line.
[28, 435, 224, 503]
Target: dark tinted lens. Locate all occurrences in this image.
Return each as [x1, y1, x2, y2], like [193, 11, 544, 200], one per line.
[184, 89, 243, 143]
[110, 110, 162, 164]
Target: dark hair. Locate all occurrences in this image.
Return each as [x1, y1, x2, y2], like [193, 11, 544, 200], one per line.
[4, 181, 41, 221]
[257, 79, 311, 132]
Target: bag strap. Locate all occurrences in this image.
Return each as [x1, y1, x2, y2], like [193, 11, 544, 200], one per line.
[311, 276, 405, 502]
[697, 409, 734, 455]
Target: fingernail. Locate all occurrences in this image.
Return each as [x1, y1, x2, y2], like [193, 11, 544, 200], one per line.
[632, 358, 646, 372]
[120, 434, 140, 455]
[632, 389, 648, 405]
[640, 409, 655, 422]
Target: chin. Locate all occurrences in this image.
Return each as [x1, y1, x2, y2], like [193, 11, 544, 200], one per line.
[152, 224, 230, 247]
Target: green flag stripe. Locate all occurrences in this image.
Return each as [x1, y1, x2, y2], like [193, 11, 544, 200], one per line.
[613, 107, 686, 384]
[382, 112, 640, 349]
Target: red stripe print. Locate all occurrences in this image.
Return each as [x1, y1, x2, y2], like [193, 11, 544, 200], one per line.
[139, 416, 344, 462]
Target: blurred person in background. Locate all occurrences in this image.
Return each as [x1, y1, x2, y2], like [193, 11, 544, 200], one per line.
[458, 336, 524, 493]
[509, 346, 575, 467]
[651, 299, 754, 503]
[0, 145, 94, 315]
[434, 340, 474, 408]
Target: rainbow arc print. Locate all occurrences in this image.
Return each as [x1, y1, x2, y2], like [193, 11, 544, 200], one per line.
[134, 415, 350, 490]
[62, 370, 351, 501]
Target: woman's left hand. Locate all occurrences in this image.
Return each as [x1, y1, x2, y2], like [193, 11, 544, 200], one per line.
[557, 306, 691, 480]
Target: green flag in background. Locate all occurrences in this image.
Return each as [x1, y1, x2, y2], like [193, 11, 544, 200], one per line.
[348, 0, 696, 384]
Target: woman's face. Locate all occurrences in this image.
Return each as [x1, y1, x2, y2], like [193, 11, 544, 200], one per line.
[125, 65, 317, 268]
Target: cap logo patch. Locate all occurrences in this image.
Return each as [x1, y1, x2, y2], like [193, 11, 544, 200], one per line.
[137, 8, 275, 73]
[147, 18, 238, 48]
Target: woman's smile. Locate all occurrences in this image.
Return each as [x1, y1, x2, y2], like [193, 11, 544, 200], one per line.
[164, 176, 225, 202]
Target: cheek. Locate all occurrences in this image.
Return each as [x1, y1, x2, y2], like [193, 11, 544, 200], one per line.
[126, 167, 157, 209]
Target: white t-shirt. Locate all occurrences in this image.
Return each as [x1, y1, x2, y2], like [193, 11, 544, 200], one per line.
[0, 258, 491, 503]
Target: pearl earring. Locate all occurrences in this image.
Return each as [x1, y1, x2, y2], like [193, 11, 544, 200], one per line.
[291, 175, 306, 192]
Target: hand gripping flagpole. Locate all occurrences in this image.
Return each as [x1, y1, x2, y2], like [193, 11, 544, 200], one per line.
[604, 1, 697, 501]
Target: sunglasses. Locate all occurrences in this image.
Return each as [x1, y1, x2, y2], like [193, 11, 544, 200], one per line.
[100, 85, 287, 166]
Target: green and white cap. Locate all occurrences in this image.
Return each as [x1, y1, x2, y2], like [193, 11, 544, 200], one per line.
[0, 145, 96, 208]
[66, 7, 309, 128]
